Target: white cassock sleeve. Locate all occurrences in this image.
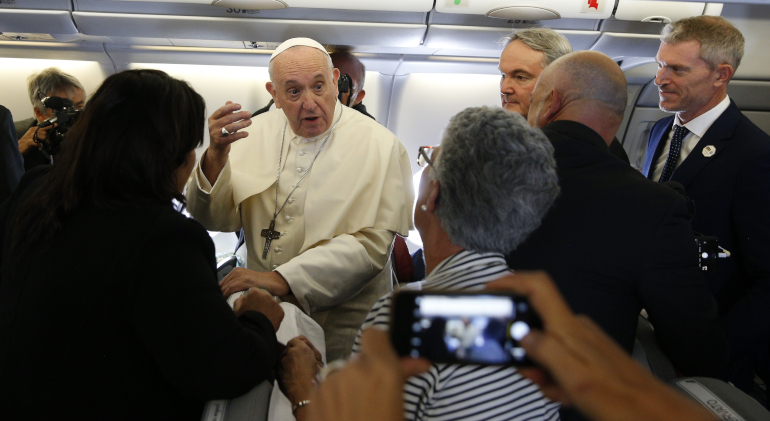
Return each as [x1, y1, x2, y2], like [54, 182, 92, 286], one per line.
[275, 228, 394, 314]
[186, 154, 242, 233]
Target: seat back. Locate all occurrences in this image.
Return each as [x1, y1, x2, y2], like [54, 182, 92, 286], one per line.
[633, 314, 678, 382]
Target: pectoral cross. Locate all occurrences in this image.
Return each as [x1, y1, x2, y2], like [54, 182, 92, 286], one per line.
[261, 219, 281, 259]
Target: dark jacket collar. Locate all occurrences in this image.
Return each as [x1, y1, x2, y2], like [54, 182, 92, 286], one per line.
[542, 120, 610, 151]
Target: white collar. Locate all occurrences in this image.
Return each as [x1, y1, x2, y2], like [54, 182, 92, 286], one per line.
[675, 95, 731, 138]
[290, 100, 342, 143]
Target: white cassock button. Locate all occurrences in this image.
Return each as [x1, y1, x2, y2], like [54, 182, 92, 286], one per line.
[297, 167, 303, 173]
[288, 198, 295, 204]
[272, 265, 278, 270]
[299, 151, 306, 156]
[285, 215, 292, 221]
[275, 247, 283, 253]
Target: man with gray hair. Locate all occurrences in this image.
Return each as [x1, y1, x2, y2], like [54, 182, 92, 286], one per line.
[510, 51, 727, 420]
[641, 15, 770, 395]
[499, 28, 630, 163]
[354, 106, 561, 421]
[186, 37, 413, 363]
[15, 67, 86, 172]
[499, 28, 572, 117]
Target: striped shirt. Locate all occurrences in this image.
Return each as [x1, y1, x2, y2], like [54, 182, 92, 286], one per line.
[353, 250, 560, 421]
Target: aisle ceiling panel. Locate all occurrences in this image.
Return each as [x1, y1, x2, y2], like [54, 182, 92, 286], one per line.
[72, 12, 427, 47]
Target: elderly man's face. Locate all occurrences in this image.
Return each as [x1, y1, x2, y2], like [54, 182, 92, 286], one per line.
[268, 47, 340, 138]
[499, 40, 546, 117]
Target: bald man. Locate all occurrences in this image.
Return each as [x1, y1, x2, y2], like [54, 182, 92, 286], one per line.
[187, 38, 413, 362]
[508, 51, 727, 389]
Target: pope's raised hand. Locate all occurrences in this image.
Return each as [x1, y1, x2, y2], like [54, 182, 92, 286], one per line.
[202, 101, 252, 185]
[208, 101, 252, 154]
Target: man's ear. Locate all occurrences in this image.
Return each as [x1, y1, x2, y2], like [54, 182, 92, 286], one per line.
[354, 89, 366, 105]
[332, 68, 341, 96]
[542, 88, 562, 122]
[265, 81, 281, 109]
[714, 64, 734, 87]
[425, 179, 440, 212]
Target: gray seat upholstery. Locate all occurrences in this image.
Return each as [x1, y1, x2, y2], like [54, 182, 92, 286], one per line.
[671, 377, 770, 421]
[633, 314, 678, 382]
[201, 379, 273, 421]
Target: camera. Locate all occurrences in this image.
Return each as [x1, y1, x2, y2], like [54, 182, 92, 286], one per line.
[35, 94, 82, 157]
[390, 290, 541, 366]
[337, 73, 352, 106]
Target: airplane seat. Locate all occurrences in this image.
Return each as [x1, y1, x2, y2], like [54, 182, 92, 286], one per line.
[670, 377, 770, 421]
[633, 314, 678, 382]
[634, 314, 770, 420]
[622, 78, 770, 171]
[202, 381, 273, 421]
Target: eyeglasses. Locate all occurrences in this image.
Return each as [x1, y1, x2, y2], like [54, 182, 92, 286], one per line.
[417, 146, 435, 168]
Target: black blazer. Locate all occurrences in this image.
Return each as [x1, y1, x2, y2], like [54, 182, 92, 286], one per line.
[0, 168, 279, 420]
[507, 120, 728, 378]
[0, 106, 23, 204]
[643, 101, 770, 360]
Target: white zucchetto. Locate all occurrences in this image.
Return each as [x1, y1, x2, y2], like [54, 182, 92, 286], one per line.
[270, 37, 329, 62]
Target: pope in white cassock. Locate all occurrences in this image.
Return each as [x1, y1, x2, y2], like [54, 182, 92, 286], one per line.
[186, 38, 414, 362]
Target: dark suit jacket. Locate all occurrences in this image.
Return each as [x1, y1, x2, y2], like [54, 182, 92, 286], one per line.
[643, 101, 770, 360]
[0, 106, 23, 205]
[0, 168, 279, 420]
[508, 120, 728, 378]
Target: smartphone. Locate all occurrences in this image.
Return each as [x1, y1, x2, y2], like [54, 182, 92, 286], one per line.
[390, 290, 541, 366]
[216, 256, 239, 282]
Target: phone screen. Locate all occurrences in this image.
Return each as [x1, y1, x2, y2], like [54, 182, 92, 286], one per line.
[391, 291, 540, 366]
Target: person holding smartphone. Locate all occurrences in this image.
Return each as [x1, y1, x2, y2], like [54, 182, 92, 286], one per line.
[350, 106, 561, 421]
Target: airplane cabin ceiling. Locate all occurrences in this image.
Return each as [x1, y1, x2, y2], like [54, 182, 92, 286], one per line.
[0, 0, 769, 79]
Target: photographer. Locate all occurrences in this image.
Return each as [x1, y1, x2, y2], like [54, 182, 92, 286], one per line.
[15, 67, 86, 171]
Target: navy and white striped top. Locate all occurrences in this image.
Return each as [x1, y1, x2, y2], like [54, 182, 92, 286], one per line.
[353, 250, 561, 421]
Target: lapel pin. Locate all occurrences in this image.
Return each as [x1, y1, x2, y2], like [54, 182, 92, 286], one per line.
[702, 145, 716, 157]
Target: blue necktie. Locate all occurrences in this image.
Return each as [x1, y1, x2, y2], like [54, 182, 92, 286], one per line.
[659, 125, 690, 183]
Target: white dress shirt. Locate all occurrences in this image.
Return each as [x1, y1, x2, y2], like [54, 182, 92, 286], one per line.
[652, 95, 731, 182]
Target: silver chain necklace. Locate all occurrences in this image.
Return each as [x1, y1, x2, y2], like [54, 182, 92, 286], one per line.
[260, 105, 344, 259]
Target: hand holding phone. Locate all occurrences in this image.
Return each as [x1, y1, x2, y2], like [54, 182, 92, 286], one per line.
[390, 290, 542, 366]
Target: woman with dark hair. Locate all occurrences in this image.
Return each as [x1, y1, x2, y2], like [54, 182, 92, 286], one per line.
[0, 69, 284, 420]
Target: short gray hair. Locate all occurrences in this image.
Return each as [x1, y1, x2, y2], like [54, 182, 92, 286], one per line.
[661, 15, 744, 71]
[27, 67, 85, 115]
[433, 107, 560, 254]
[268, 46, 334, 82]
[501, 28, 573, 69]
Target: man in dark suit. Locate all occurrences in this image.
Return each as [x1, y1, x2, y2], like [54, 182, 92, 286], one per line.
[642, 16, 770, 395]
[0, 106, 24, 204]
[509, 50, 727, 384]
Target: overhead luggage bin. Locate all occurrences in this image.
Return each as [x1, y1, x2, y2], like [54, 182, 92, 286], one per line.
[424, 26, 601, 52]
[100, 0, 434, 13]
[614, 1, 719, 24]
[435, 0, 614, 20]
[72, 12, 427, 47]
[0, 10, 78, 36]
